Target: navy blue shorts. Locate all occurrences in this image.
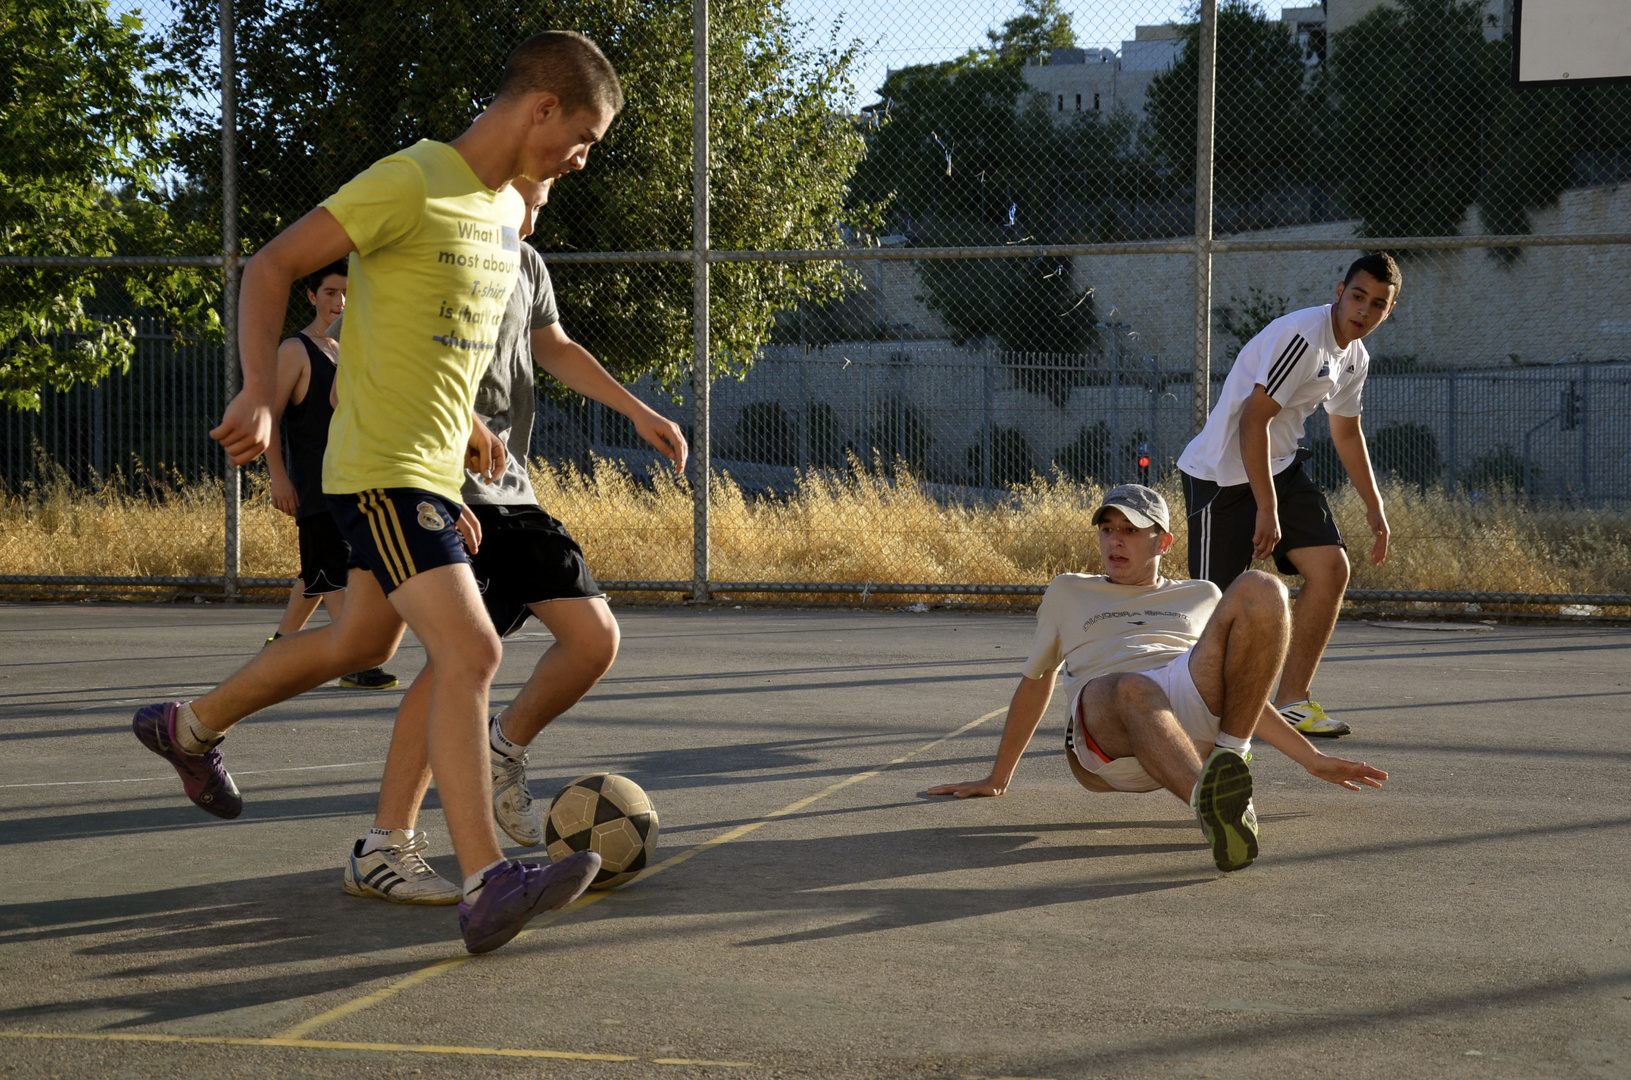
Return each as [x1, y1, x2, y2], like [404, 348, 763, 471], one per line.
[327, 489, 468, 595]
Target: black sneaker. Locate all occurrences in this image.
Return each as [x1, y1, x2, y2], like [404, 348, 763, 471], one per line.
[339, 667, 400, 690]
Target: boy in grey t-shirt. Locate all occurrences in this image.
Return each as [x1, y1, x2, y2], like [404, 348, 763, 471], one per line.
[342, 178, 688, 899]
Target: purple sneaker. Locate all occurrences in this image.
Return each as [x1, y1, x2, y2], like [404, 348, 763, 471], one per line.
[132, 703, 242, 820]
[459, 852, 601, 954]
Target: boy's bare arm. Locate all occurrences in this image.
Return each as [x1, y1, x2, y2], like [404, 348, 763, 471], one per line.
[1253, 702, 1388, 790]
[927, 671, 1057, 798]
[532, 324, 687, 474]
[1238, 386, 1282, 559]
[265, 338, 310, 517]
[212, 208, 355, 465]
[1329, 413, 1389, 564]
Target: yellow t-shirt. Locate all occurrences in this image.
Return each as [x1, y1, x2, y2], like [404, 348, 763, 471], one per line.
[1022, 574, 1222, 705]
[320, 140, 524, 501]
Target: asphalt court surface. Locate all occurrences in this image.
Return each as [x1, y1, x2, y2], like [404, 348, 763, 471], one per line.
[0, 601, 1628, 1079]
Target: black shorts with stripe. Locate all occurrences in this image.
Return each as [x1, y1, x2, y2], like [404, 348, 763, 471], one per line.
[468, 504, 604, 638]
[296, 511, 350, 597]
[327, 488, 469, 596]
[1181, 448, 1344, 587]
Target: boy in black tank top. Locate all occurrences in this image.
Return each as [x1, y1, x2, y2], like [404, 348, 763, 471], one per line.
[265, 261, 398, 691]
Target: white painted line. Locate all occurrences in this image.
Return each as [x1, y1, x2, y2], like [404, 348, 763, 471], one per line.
[0, 760, 386, 790]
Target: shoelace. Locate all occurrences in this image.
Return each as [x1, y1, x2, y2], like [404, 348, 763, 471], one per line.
[384, 831, 439, 880]
[492, 750, 533, 809]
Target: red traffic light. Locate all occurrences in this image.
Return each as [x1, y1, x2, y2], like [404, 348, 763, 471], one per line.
[1137, 456, 1151, 468]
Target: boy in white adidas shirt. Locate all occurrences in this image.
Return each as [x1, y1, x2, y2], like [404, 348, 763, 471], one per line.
[1176, 253, 1400, 738]
[929, 485, 1386, 873]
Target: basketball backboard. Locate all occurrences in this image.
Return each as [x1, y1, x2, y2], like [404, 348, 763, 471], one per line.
[1513, 0, 1631, 87]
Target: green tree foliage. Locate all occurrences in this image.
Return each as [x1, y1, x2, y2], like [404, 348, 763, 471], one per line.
[986, 0, 1076, 64]
[0, 0, 217, 411]
[849, 55, 1106, 360]
[1463, 443, 1527, 491]
[1369, 421, 1443, 486]
[1055, 421, 1110, 483]
[1213, 286, 1290, 362]
[167, 0, 873, 389]
[1477, 75, 1631, 242]
[1322, 0, 1631, 244]
[1319, 0, 1501, 238]
[964, 424, 1034, 487]
[1143, 0, 1314, 206]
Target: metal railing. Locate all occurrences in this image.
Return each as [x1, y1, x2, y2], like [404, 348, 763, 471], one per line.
[3, 0, 1629, 612]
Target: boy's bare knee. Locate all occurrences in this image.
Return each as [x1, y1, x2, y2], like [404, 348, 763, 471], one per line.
[1291, 547, 1350, 590]
[461, 631, 502, 679]
[1232, 569, 1290, 610]
[1109, 672, 1164, 713]
[583, 621, 619, 674]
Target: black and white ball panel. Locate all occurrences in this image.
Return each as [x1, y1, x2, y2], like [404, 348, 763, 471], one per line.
[545, 773, 659, 889]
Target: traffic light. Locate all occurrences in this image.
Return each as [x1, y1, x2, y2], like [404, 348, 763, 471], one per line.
[1137, 441, 1152, 485]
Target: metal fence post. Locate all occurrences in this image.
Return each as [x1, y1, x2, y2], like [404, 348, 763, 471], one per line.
[1192, 0, 1219, 435]
[690, 0, 711, 603]
[1579, 364, 1590, 502]
[219, 0, 242, 599]
[1444, 372, 1458, 492]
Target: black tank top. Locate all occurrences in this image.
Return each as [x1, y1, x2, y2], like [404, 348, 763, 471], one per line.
[281, 333, 337, 520]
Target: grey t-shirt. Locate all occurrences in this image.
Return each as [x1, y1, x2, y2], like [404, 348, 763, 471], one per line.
[465, 243, 559, 505]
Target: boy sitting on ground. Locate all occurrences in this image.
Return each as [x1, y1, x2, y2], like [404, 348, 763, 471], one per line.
[930, 485, 1387, 872]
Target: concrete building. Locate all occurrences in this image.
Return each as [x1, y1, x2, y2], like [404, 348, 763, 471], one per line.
[1021, 0, 1516, 127]
[1020, 25, 1182, 123]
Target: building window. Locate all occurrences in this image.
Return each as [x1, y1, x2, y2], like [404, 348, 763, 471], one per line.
[1075, 93, 1081, 111]
[1057, 95, 1063, 112]
[1093, 93, 1101, 111]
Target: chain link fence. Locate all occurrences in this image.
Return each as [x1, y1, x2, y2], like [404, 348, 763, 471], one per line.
[3, 0, 1630, 612]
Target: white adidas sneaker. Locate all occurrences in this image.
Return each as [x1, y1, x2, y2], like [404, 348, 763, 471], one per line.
[342, 829, 461, 905]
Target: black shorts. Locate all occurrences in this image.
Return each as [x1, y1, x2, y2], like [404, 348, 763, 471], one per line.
[296, 512, 351, 597]
[326, 489, 469, 596]
[1181, 449, 1344, 587]
[468, 504, 604, 637]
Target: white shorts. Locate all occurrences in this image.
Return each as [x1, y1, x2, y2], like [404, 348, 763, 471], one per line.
[1067, 648, 1222, 793]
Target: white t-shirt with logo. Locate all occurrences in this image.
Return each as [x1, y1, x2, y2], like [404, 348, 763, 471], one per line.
[1022, 574, 1223, 705]
[1177, 304, 1368, 487]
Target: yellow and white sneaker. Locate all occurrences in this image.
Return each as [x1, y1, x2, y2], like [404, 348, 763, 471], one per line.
[1278, 699, 1351, 738]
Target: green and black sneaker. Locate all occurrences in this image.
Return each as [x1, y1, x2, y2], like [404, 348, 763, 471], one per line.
[1192, 748, 1259, 873]
[339, 667, 400, 690]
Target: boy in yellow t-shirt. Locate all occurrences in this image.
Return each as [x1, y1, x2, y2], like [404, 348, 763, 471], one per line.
[133, 31, 625, 955]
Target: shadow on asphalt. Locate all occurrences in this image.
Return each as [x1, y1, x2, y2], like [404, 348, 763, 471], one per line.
[0, 791, 385, 846]
[0, 869, 460, 1029]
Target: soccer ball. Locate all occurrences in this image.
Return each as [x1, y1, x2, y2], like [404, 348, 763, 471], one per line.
[544, 774, 659, 889]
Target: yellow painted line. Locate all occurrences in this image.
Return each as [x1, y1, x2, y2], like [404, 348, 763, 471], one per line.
[279, 956, 471, 1038]
[278, 707, 1006, 1040]
[0, 1031, 752, 1066]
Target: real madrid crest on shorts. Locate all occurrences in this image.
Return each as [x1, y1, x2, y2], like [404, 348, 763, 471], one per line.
[416, 501, 447, 531]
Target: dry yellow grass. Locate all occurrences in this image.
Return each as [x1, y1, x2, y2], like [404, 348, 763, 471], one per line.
[3, 455, 1629, 610]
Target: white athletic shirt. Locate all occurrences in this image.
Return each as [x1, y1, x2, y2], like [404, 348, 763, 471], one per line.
[1022, 574, 1222, 706]
[1177, 304, 1368, 487]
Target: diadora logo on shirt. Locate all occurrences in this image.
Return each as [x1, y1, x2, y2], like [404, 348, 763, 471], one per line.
[501, 226, 519, 252]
